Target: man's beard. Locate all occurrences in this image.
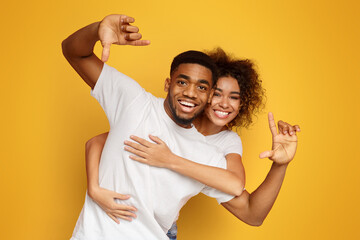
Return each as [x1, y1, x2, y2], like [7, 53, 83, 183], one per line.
[168, 94, 202, 126]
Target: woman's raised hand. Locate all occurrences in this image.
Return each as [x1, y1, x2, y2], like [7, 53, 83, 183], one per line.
[259, 112, 300, 165]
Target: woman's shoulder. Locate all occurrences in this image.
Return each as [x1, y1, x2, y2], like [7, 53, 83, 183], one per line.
[206, 130, 242, 147]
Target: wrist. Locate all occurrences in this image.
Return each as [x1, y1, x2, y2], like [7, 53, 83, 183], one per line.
[271, 162, 289, 172]
[88, 184, 100, 199]
[167, 153, 182, 171]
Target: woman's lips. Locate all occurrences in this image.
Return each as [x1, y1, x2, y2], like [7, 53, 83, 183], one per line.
[214, 110, 231, 119]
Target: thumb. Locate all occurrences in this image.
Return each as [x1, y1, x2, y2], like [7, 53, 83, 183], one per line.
[149, 135, 163, 144]
[259, 150, 274, 159]
[114, 192, 130, 200]
[101, 42, 111, 62]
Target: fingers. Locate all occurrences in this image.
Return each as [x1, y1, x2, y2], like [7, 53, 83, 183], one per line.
[101, 43, 111, 62]
[129, 135, 152, 147]
[121, 16, 151, 46]
[124, 139, 148, 152]
[115, 202, 137, 212]
[121, 16, 135, 24]
[124, 32, 142, 41]
[115, 214, 133, 222]
[107, 211, 136, 223]
[124, 33, 150, 46]
[278, 120, 290, 135]
[268, 112, 278, 136]
[129, 154, 147, 164]
[130, 39, 151, 46]
[124, 146, 148, 158]
[121, 25, 139, 33]
[107, 213, 120, 224]
[149, 135, 164, 144]
[113, 193, 130, 200]
[259, 150, 274, 159]
[278, 121, 301, 136]
[113, 209, 137, 219]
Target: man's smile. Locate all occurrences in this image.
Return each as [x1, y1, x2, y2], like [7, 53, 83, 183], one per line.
[177, 99, 199, 113]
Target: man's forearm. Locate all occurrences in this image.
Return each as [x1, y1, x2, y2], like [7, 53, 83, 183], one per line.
[62, 22, 100, 61]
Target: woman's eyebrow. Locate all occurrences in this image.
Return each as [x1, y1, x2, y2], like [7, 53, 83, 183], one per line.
[215, 88, 241, 95]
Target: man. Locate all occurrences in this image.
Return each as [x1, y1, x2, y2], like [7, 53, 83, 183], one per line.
[63, 14, 299, 240]
[63, 14, 235, 240]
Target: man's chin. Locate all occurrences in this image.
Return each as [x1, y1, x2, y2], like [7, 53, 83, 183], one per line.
[173, 114, 196, 127]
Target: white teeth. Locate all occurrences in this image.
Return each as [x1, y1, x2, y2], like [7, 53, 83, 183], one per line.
[215, 110, 230, 116]
[179, 101, 195, 107]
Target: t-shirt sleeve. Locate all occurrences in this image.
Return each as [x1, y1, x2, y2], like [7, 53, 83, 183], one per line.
[222, 132, 243, 156]
[90, 64, 146, 126]
[201, 158, 235, 204]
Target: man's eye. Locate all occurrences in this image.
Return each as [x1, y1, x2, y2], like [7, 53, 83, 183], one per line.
[198, 86, 207, 91]
[177, 81, 186, 85]
[213, 92, 220, 97]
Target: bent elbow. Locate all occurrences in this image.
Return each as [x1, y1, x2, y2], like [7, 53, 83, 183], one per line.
[61, 39, 69, 58]
[232, 187, 244, 197]
[231, 181, 245, 197]
[245, 218, 264, 227]
[85, 137, 96, 151]
[251, 220, 264, 227]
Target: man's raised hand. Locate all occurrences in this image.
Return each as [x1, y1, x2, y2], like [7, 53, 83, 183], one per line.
[259, 112, 300, 165]
[99, 14, 150, 62]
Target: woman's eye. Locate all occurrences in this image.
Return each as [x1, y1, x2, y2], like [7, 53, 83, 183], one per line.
[213, 92, 220, 97]
[231, 96, 240, 100]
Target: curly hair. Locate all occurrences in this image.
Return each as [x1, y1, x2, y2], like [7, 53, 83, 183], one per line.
[206, 48, 266, 129]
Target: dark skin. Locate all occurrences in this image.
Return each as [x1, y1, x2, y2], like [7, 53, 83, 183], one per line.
[62, 14, 212, 127]
[164, 63, 214, 128]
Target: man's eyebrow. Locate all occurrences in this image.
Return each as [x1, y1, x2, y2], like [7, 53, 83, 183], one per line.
[199, 79, 210, 87]
[176, 74, 211, 87]
[176, 74, 190, 80]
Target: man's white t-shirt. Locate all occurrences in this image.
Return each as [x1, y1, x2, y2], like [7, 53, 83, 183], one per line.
[71, 64, 235, 240]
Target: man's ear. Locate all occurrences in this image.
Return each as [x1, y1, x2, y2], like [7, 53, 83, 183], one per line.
[208, 88, 215, 103]
[164, 78, 171, 92]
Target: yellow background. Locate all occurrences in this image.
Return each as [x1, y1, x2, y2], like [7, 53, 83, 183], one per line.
[1, 0, 359, 239]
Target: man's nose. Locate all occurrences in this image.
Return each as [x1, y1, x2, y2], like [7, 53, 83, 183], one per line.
[183, 84, 197, 99]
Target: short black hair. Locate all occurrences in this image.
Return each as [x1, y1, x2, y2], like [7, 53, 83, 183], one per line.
[170, 50, 218, 86]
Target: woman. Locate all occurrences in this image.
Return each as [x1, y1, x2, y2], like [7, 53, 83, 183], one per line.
[86, 48, 299, 238]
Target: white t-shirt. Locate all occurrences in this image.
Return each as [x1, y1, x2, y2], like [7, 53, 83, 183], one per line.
[205, 130, 243, 157]
[71, 64, 234, 240]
